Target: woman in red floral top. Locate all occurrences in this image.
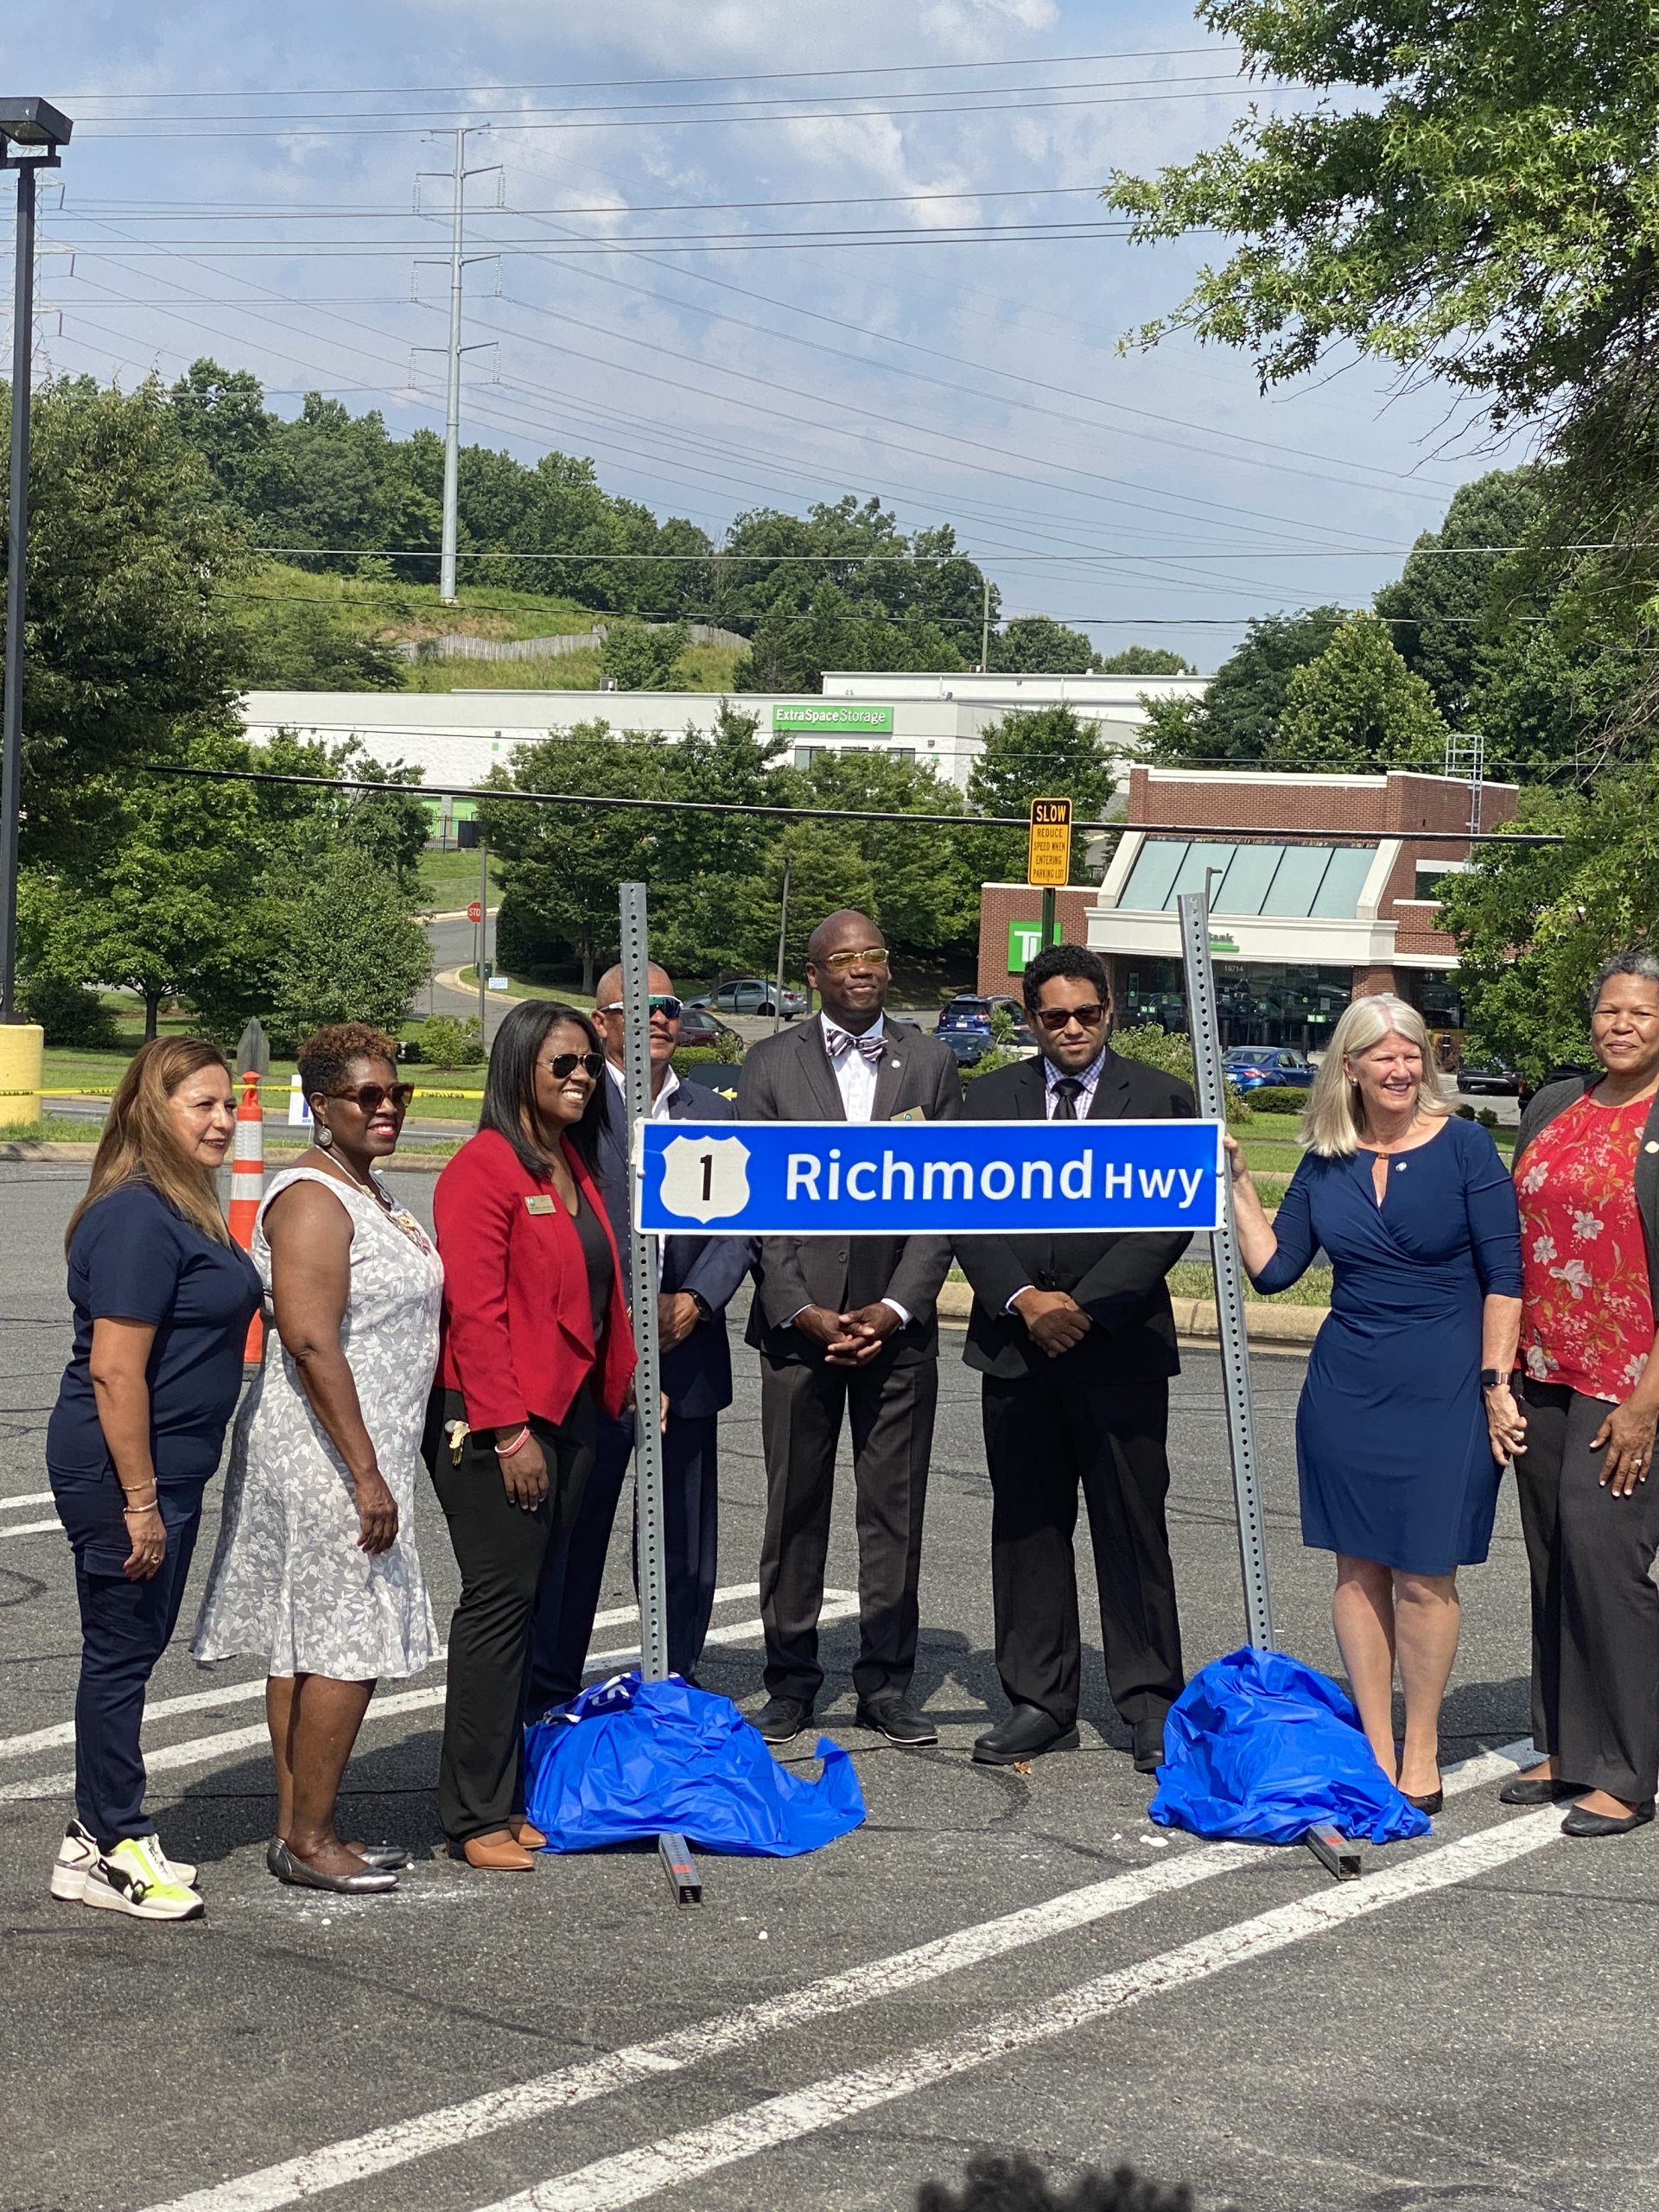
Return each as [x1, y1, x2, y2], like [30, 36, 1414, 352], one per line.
[1504, 950, 1659, 1838]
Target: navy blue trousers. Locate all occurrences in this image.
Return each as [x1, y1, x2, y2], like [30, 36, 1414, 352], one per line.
[49, 1465, 205, 1850]
[526, 1409, 720, 1711]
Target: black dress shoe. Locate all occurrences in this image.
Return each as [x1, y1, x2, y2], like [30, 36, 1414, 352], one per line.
[1561, 1799, 1655, 1838]
[752, 1695, 813, 1745]
[1132, 1725, 1167, 1776]
[855, 1693, 938, 1746]
[1403, 1789, 1443, 1815]
[1498, 1776, 1586, 1806]
[972, 1705, 1079, 1766]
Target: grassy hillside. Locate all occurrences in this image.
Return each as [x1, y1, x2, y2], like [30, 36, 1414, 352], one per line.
[404, 642, 743, 693]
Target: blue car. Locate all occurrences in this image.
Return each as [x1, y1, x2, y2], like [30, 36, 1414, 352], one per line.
[1224, 1046, 1316, 1093]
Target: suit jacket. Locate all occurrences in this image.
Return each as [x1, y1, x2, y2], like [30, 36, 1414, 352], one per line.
[433, 1127, 636, 1430]
[594, 1074, 753, 1420]
[954, 1049, 1196, 1383]
[737, 1015, 961, 1364]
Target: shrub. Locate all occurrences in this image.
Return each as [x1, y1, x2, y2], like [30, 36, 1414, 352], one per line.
[417, 1014, 486, 1069]
[1478, 1106, 1500, 1128]
[672, 1044, 743, 1085]
[1248, 1086, 1307, 1115]
[960, 1047, 1020, 1084]
[16, 973, 121, 1048]
[1113, 1020, 1251, 1120]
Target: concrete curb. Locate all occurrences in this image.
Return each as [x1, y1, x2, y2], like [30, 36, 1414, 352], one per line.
[934, 1277, 1323, 1350]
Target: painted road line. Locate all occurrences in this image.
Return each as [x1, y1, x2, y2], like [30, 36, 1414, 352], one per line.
[137, 1847, 1258, 2212]
[0, 1489, 53, 1510]
[0, 1518, 61, 1541]
[0, 1600, 855, 1806]
[474, 1808, 1567, 2212]
[0, 1582, 767, 1764]
[135, 1742, 1537, 2212]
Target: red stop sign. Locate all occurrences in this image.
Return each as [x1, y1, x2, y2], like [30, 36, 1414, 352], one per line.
[467, 899, 483, 923]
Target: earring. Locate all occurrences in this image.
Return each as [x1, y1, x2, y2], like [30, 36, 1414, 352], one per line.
[315, 1122, 334, 1150]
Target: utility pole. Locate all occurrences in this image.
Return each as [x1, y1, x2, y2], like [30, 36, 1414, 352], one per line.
[477, 835, 488, 1036]
[416, 128, 500, 607]
[980, 575, 991, 671]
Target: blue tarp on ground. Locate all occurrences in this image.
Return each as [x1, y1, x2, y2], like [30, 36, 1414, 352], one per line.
[524, 1672, 867, 1857]
[1148, 1645, 1432, 1846]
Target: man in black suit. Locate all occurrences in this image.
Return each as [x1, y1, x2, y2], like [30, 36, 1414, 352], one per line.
[738, 909, 960, 1748]
[955, 943, 1192, 1772]
[527, 963, 751, 1708]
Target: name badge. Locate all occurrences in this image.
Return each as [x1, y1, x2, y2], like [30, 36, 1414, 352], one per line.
[524, 1194, 556, 1216]
[890, 1106, 928, 1124]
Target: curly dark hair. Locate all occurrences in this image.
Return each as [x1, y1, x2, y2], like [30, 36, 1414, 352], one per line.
[296, 1022, 399, 1103]
[1020, 943, 1111, 1018]
[918, 2152, 1202, 2212]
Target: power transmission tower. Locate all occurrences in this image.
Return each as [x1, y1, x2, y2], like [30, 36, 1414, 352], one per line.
[415, 128, 501, 604]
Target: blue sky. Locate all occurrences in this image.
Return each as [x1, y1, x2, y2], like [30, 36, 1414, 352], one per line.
[6, 2, 1527, 669]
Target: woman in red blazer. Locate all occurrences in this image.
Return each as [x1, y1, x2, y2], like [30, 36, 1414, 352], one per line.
[428, 1001, 634, 1869]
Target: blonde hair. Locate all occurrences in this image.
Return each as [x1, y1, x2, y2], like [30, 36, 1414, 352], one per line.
[66, 1038, 235, 1252]
[1300, 994, 1448, 1159]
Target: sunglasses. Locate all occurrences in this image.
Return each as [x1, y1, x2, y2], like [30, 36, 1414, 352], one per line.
[819, 947, 890, 972]
[598, 995, 683, 1020]
[1033, 1001, 1108, 1033]
[538, 1051, 607, 1080]
[323, 1082, 416, 1112]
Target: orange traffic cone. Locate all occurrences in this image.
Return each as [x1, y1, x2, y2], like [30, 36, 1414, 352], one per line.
[229, 1071, 265, 1365]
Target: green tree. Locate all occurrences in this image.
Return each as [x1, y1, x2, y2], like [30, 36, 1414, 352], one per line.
[268, 845, 432, 1047]
[964, 706, 1116, 883]
[1373, 471, 1548, 722]
[1095, 645, 1193, 675]
[731, 580, 964, 692]
[724, 823, 879, 980]
[600, 619, 690, 690]
[991, 614, 1098, 674]
[647, 703, 786, 976]
[787, 748, 978, 960]
[1137, 607, 1344, 766]
[1269, 612, 1451, 771]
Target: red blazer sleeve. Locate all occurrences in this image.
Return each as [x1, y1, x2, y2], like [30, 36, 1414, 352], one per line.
[434, 1134, 531, 1433]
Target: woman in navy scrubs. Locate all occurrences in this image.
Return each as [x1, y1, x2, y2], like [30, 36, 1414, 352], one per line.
[46, 1039, 260, 1921]
[1225, 995, 1522, 1814]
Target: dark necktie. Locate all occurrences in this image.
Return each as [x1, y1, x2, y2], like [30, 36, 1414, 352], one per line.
[1051, 1077, 1084, 1121]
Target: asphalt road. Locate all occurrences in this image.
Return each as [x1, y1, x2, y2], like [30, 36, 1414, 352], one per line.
[3, 1163, 1645, 2212]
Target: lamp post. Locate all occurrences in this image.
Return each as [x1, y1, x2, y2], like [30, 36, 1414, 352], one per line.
[1, 97, 71, 1037]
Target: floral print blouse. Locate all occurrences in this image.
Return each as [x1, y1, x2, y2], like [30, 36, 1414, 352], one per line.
[1517, 1091, 1655, 1402]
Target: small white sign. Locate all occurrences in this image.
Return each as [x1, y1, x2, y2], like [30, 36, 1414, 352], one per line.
[488, 976, 511, 992]
[286, 1074, 312, 1128]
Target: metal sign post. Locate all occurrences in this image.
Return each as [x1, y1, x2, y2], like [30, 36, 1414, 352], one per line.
[1176, 889, 1274, 1653]
[619, 880, 700, 1905]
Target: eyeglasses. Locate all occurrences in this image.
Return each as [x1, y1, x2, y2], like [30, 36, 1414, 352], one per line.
[597, 995, 683, 1020]
[1033, 1001, 1108, 1033]
[538, 1051, 606, 1080]
[324, 1083, 416, 1112]
[819, 947, 890, 972]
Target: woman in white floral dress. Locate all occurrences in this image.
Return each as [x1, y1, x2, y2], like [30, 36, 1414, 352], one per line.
[194, 1025, 442, 1894]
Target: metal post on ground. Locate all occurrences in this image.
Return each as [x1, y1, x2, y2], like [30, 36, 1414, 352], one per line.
[772, 854, 791, 1037]
[620, 880, 700, 1905]
[477, 837, 488, 1036]
[1040, 885, 1057, 950]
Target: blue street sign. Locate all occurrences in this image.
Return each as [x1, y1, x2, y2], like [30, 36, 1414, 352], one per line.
[634, 1118, 1223, 1237]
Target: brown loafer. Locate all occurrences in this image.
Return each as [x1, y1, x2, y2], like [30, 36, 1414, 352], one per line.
[448, 1831, 537, 1872]
[508, 1817, 547, 1850]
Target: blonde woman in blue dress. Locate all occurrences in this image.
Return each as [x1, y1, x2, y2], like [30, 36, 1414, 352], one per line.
[194, 1024, 442, 1894]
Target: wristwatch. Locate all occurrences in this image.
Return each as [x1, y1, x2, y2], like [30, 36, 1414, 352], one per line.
[688, 1291, 712, 1325]
[1479, 1368, 1507, 1391]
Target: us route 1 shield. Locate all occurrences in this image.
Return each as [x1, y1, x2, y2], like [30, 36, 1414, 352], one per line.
[635, 1118, 1223, 1237]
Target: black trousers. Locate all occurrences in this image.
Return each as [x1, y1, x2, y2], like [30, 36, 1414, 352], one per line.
[525, 1407, 721, 1709]
[758, 1350, 936, 1706]
[425, 1388, 594, 1844]
[982, 1366, 1185, 1734]
[1515, 1377, 1659, 1804]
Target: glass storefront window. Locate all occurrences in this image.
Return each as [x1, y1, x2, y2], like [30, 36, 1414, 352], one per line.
[1118, 959, 1357, 1051]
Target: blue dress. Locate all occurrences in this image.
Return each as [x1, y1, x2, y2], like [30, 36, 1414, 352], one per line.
[1252, 1116, 1522, 1573]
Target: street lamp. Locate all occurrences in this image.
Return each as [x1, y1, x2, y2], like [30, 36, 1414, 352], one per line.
[1, 96, 72, 1047]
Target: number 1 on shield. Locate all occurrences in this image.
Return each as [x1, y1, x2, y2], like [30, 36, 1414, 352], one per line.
[701, 1154, 713, 1202]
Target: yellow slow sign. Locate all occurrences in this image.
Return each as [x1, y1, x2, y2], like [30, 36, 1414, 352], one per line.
[1027, 797, 1072, 887]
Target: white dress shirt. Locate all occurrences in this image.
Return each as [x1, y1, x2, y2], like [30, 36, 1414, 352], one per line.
[607, 1058, 680, 1119]
[821, 1010, 886, 1122]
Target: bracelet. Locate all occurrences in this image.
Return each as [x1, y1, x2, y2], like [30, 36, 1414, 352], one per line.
[493, 1427, 531, 1459]
[122, 1500, 160, 1517]
[120, 1486, 158, 1507]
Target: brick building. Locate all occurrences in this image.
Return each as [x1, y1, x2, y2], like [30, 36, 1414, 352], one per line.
[976, 766, 1517, 1054]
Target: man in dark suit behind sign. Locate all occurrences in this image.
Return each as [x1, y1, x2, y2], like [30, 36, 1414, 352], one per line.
[955, 942, 1192, 1772]
[737, 909, 960, 1749]
[527, 962, 751, 1709]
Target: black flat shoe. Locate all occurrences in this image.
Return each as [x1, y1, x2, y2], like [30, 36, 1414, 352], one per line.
[972, 1704, 1079, 1766]
[752, 1695, 813, 1745]
[1132, 1724, 1168, 1776]
[269, 1840, 397, 1894]
[1499, 1777, 1587, 1807]
[1403, 1789, 1443, 1815]
[1561, 1800, 1655, 1838]
[855, 1693, 938, 1746]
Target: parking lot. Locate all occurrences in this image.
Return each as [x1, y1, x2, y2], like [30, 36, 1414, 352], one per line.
[3, 1159, 1647, 2212]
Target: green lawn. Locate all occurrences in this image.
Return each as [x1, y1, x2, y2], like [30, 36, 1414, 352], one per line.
[1167, 1258, 1334, 1308]
[403, 642, 742, 694]
[418, 849, 500, 909]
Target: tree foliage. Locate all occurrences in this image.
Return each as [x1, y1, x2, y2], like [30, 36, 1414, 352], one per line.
[1095, 645, 1193, 675]
[731, 580, 965, 691]
[600, 619, 690, 691]
[1138, 607, 1344, 767]
[991, 614, 1098, 674]
[1271, 611, 1450, 770]
[964, 707, 1117, 882]
[267, 845, 432, 1048]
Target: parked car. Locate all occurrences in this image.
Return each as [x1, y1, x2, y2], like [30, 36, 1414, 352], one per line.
[674, 1003, 740, 1052]
[1516, 1062, 1595, 1114]
[1223, 1046, 1316, 1093]
[689, 977, 809, 1019]
[941, 1029, 991, 1068]
[1456, 1058, 1522, 1097]
[937, 994, 1024, 1035]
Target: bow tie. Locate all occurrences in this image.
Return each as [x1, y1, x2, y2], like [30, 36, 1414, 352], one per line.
[823, 1024, 885, 1065]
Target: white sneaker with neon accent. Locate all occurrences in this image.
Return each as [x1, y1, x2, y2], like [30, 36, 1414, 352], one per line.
[52, 1821, 198, 1900]
[80, 1838, 204, 1921]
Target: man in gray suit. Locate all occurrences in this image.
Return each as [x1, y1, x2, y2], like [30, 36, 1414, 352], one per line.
[737, 909, 961, 1748]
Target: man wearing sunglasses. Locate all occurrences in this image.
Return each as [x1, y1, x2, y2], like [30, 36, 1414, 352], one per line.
[954, 943, 1193, 1776]
[737, 908, 960, 1750]
[525, 963, 751, 1709]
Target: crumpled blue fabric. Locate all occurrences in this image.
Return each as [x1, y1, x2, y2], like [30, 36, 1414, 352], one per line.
[1148, 1645, 1431, 1846]
[524, 1671, 867, 1857]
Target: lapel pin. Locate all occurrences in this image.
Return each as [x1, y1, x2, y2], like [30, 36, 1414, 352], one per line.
[891, 1058, 901, 1069]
